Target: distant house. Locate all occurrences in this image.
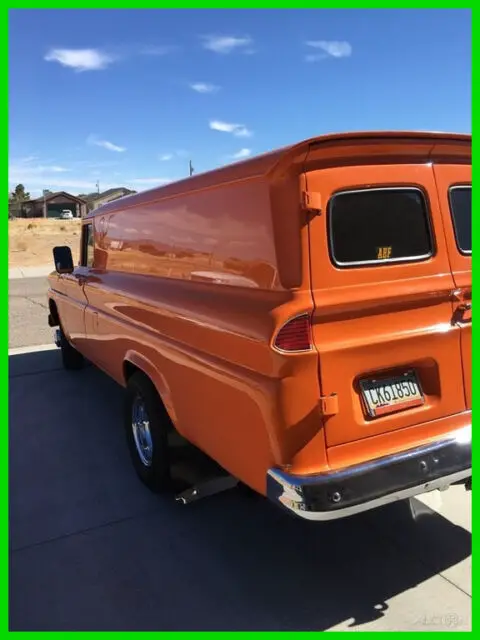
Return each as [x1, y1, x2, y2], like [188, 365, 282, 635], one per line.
[20, 191, 87, 218]
[87, 188, 137, 211]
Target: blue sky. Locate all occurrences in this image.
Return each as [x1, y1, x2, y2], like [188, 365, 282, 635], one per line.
[9, 8, 471, 196]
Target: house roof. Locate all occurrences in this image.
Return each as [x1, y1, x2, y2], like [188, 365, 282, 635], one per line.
[90, 187, 135, 202]
[30, 191, 87, 204]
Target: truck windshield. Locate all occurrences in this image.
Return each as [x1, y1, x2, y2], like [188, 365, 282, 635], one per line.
[449, 186, 471, 255]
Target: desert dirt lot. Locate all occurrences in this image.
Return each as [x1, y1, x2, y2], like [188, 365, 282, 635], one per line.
[9, 218, 81, 268]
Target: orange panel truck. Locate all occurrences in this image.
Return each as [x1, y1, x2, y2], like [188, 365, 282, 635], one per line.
[47, 131, 471, 520]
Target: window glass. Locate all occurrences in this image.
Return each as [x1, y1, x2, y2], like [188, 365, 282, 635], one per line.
[82, 223, 94, 267]
[329, 188, 433, 266]
[448, 186, 471, 254]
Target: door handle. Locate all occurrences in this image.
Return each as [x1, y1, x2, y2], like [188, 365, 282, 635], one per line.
[450, 288, 472, 322]
[452, 301, 472, 325]
[451, 288, 471, 303]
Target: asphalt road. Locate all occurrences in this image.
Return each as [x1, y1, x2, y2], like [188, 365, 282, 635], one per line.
[9, 277, 53, 348]
[9, 277, 472, 631]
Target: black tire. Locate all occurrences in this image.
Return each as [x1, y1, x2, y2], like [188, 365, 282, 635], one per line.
[59, 327, 84, 370]
[124, 371, 171, 493]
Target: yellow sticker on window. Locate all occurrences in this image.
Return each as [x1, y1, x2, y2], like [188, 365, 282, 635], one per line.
[377, 247, 392, 260]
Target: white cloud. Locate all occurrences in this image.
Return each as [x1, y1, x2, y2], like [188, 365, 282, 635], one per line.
[158, 150, 192, 161]
[76, 159, 120, 169]
[232, 148, 251, 159]
[39, 165, 70, 173]
[15, 155, 38, 164]
[9, 163, 70, 179]
[209, 120, 252, 137]
[8, 158, 176, 196]
[8, 171, 165, 196]
[87, 134, 126, 153]
[201, 35, 253, 55]
[190, 82, 220, 94]
[44, 48, 115, 72]
[305, 40, 352, 60]
[9, 171, 104, 192]
[96, 140, 126, 153]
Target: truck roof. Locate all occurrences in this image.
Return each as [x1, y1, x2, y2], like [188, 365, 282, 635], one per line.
[87, 130, 471, 218]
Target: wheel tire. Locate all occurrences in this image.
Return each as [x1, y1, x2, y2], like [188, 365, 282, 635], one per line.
[59, 327, 84, 370]
[124, 372, 171, 493]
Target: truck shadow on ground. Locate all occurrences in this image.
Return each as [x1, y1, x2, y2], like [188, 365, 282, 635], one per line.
[9, 349, 471, 631]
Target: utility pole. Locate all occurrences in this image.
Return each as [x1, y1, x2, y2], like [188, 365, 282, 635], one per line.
[96, 180, 100, 194]
[189, 160, 194, 177]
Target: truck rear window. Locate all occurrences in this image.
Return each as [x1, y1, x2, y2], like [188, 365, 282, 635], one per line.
[328, 188, 433, 267]
[449, 186, 471, 255]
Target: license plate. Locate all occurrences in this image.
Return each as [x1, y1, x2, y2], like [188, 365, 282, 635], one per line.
[360, 370, 424, 418]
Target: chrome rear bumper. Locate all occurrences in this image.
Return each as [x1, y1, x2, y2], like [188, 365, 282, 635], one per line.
[267, 426, 471, 521]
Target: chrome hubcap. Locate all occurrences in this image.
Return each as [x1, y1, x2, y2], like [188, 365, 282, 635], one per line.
[132, 395, 153, 467]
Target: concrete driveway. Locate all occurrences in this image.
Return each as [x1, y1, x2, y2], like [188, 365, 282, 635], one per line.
[9, 277, 53, 348]
[9, 278, 472, 631]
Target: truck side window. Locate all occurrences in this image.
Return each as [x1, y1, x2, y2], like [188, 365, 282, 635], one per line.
[81, 223, 95, 267]
[328, 187, 433, 267]
[448, 185, 471, 255]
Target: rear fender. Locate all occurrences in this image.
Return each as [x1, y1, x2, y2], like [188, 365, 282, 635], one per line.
[124, 350, 178, 428]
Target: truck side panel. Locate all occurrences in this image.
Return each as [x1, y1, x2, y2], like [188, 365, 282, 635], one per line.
[96, 179, 278, 288]
[82, 175, 323, 494]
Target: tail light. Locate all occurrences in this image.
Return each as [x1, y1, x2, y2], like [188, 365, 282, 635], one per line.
[273, 313, 312, 353]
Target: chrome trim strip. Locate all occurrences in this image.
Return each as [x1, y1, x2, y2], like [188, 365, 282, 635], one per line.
[267, 425, 471, 521]
[271, 469, 471, 521]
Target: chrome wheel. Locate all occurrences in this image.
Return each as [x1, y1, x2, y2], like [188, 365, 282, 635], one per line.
[131, 395, 153, 467]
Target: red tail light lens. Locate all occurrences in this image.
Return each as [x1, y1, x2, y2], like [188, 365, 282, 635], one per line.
[273, 313, 312, 353]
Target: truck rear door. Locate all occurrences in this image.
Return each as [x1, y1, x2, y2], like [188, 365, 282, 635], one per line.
[433, 164, 471, 408]
[304, 163, 466, 448]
